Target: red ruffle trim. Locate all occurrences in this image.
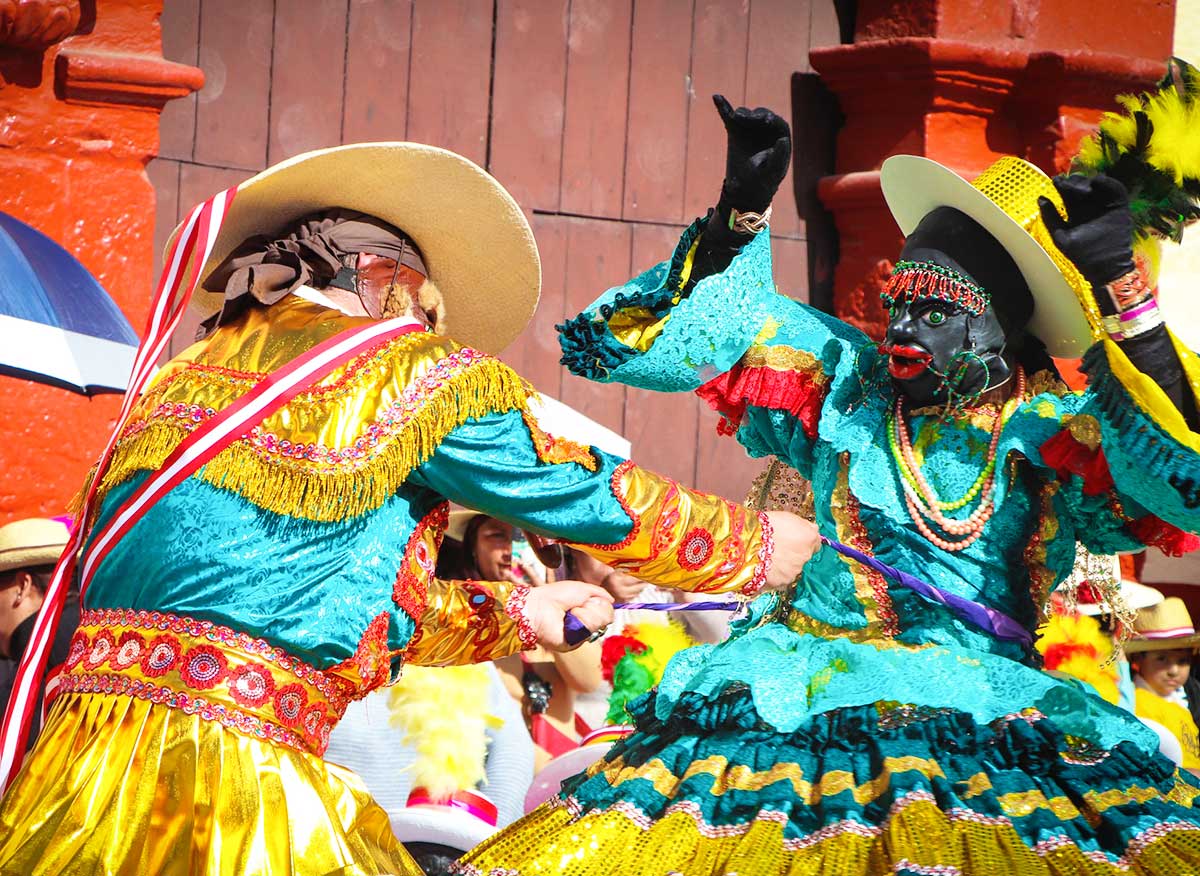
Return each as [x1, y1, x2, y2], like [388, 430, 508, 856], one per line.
[1128, 514, 1200, 557]
[1039, 430, 1114, 496]
[695, 365, 825, 439]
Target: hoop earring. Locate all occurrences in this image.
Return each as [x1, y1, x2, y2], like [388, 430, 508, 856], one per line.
[937, 350, 988, 420]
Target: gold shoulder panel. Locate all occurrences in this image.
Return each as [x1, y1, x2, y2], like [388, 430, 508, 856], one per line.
[99, 297, 532, 521]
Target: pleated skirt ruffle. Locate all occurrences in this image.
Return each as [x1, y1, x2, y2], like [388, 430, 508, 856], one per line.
[458, 687, 1200, 876]
[0, 692, 420, 876]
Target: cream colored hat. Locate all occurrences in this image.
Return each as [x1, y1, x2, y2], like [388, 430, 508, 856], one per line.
[172, 142, 541, 355]
[880, 155, 1096, 357]
[446, 509, 494, 543]
[1124, 597, 1200, 652]
[0, 518, 69, 574]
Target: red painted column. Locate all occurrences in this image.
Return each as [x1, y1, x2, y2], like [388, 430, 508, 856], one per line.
[0, 0, 202, 523]
[810, 0, 1174, 342]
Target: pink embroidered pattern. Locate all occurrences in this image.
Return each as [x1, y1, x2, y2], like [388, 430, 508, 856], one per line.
[393, 502, 449, 622]
[740, 511, 775, 598]
[505, 583, 537, 651]
[677, 527, 716, 571]
[62, 609, 362, 755]
[590, 460, 641, 550]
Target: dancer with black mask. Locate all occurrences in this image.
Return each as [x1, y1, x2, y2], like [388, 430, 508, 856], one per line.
[461, 70, 1200, 876]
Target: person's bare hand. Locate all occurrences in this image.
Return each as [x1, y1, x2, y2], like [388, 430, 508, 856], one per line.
[601, 569, 648, 603]
[763, 511, 820, 592]
[524, 580, 614, 651]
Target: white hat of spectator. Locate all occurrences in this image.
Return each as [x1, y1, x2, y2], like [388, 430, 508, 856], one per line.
[389, 787, 499, 853]
[523, 726, 633, 814]
[1074, 556, 1164, 617]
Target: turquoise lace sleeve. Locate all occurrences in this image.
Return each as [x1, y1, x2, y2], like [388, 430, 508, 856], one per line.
[558, 217, 777, 392]
[1041, 339, 1200, 557]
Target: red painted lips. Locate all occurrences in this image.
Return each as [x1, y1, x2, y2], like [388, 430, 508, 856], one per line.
[881, 345, 933, 380]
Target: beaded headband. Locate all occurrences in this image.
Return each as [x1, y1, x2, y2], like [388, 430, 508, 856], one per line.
[881, 260, 989, 317]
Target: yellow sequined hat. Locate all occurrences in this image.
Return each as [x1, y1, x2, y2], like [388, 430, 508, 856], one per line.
[881, 155, 1101, 357]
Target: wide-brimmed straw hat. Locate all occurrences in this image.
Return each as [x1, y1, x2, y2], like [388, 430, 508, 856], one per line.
[880, 155, 1097, 357]
[0, 518, 69, 574]
[1124, 597, 1200, 652]
[171, 142, 541, 355]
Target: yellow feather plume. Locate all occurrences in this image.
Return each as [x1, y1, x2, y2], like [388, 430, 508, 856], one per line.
[1036, 611, 1120, 704]
[387, 664, 503, 800]
[624, 620, 696, 679]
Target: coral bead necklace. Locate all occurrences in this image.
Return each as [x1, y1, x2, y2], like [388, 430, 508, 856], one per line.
[890, 366, 1026, 552]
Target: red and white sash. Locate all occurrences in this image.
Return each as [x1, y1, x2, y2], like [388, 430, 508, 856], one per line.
[0, 186, 423, 788]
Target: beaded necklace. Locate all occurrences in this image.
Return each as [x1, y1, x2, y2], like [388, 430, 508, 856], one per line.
[889, 366, 1025, 552]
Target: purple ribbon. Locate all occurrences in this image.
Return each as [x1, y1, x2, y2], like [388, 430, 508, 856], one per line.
[562, 539, 1032, 648]
[818, 536, 1032, 647]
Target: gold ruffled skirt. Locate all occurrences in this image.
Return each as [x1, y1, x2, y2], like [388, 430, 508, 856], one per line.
[0, 692, 421, 876]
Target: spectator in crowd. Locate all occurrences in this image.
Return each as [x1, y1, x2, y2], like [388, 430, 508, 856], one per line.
[0, 517, 74, 747]
[441, 513, 604, 768]
[1126, 598, 1200, 772]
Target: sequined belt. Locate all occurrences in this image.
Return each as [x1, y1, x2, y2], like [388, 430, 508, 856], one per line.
[59, 609, 358, 755]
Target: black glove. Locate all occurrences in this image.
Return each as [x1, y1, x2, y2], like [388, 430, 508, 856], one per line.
[713, 94, 792, 216]
[1037, 174, 1134, 311]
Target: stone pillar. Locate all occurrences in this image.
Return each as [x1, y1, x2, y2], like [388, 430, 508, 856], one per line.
[0, 0, 202, 521]
[810, 0, 1173, 341]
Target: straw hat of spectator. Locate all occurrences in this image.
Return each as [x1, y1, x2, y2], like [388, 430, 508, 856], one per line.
[0, 518, 69, 575]
[1124, 598, 1200, 653]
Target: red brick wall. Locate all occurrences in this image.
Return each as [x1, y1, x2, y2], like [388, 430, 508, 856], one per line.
[151, 0, 841, 501]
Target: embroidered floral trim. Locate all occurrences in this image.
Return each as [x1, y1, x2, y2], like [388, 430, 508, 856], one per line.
[677, 527, 716, 571]
[57, 671, 311, 753]
[332, 612, 395, 693]
[740, 511, 774, 598]
[393, 503, 449, 622]
[64, 609, 362, 754]
[591, 460, 641, 551]
[845, 493, 899, 637]
[522, 409, 598, 471]
[505, 583, 537, 651]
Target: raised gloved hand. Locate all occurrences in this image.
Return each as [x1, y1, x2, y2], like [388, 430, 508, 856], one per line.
[713, 94, 792, 216]
[1037, 174, 1135, 312]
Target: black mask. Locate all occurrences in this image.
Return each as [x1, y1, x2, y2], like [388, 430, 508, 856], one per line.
[882, 208, 1031, 406]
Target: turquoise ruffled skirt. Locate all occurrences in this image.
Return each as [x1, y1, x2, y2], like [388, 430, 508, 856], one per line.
[459, 622, 1200, 875]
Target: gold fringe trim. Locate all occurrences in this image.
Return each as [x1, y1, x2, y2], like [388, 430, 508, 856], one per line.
[95, 358, 531, 523]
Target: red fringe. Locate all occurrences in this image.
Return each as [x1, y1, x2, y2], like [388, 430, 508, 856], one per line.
[1039, 430, 1114, 496]
[1128, 514, 1200, 557]
[695, 365, 825, 439]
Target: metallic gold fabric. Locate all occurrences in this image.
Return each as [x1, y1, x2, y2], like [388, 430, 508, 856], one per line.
[0, 693, 420, 876]
[459, 792, 1200, 876]
[404, 576, 526, 665]
[582, 461, 769, 594]
[96, 296, 532, 522]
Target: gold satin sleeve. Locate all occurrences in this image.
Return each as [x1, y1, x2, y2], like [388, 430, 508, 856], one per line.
[403, 577, 532, 666]
[578, 461, 773, 596]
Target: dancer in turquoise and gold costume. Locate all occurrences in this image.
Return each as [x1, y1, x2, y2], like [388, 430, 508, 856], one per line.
[460, 74, 1200, 876]
[0, 143, 820, 876]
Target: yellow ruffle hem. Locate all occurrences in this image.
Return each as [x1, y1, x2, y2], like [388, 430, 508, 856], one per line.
[0, 692, 421, 876]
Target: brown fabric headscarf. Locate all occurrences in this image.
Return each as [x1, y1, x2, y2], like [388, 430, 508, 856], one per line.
[200, 209, 426, 333]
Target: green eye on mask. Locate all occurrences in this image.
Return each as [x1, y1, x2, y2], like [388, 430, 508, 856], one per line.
[926, 309, 946, 326]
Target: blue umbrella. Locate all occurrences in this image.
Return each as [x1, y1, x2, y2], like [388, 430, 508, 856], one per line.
[0, 211, 139, 395]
